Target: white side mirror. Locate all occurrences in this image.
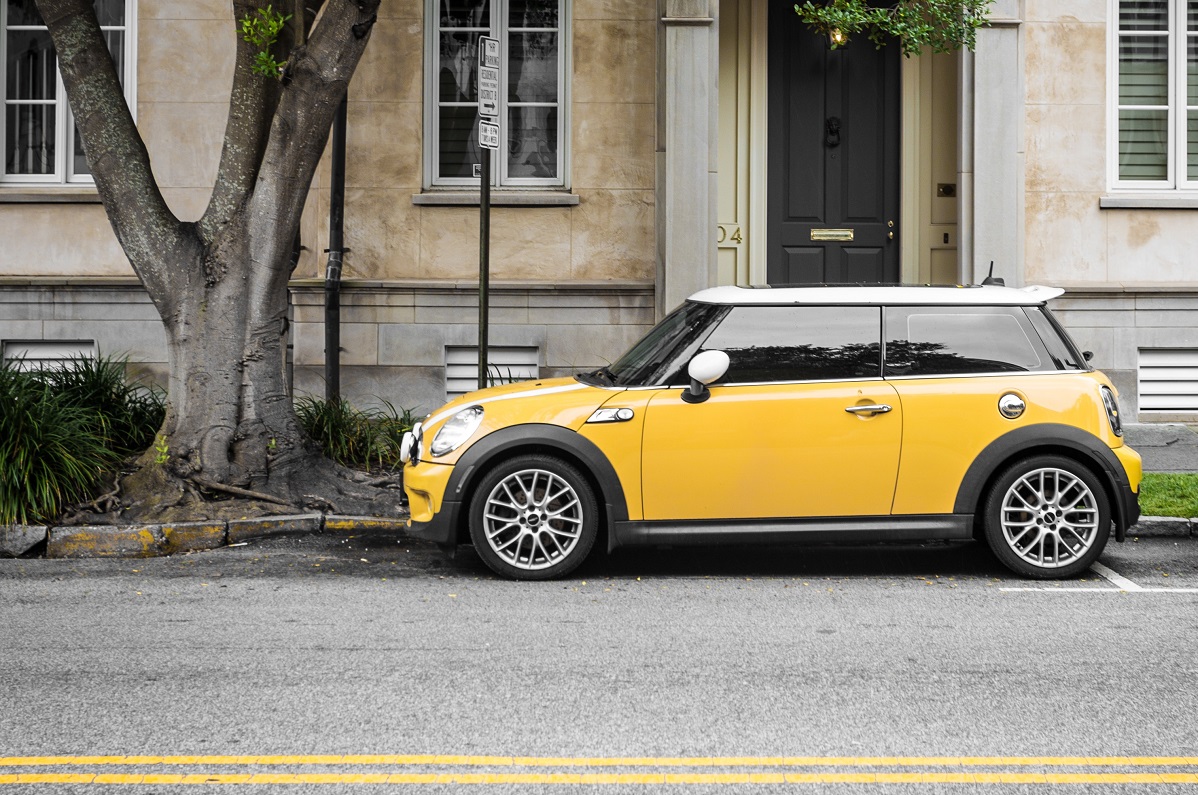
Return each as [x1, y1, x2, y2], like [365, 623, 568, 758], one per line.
[682, 350, 730, 404]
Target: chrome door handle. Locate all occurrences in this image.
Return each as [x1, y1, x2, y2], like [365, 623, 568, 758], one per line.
[845, 404, 892, 416]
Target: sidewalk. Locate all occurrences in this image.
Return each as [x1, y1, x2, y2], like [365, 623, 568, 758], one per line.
[1123, 423, 1198, 473]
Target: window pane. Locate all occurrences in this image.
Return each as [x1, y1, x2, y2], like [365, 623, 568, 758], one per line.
[507, 106, 556, 178]
[5, 30, 56, 100]
[885, 307, 1046, 376]
[1189, 112, 1198, 181]
[1189, 37, 1197, 105]
[440, 0, 490, 28]
[1119, 35, 1168, 104]
[1119, 109, 1169, 179]
[700, 306, 881, 383]
[1190, 0, 1198, 31]
[439, 105, 479, 178]
[6, 0, 43, 25]
[1119, 0, 1168, 31]
[73, 121, 89, 175]
[509, 0, 557, 29]
[93, 0, 125, 26]
[508, 32, 557, 103]
[103, 29, 124, 84]
[5, 103, 56, 174]
[439, 32, 478, 103]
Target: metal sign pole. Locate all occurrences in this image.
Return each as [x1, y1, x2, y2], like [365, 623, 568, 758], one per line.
[478, 145, 490, 391]
[476, 35, 500, 392]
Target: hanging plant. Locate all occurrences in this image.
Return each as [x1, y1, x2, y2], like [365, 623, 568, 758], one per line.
[794, 1, 993, 57]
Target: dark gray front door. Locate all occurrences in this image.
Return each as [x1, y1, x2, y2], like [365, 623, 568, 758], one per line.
[767, 4, 901, 285]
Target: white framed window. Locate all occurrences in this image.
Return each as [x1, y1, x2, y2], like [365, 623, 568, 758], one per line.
[1109, 0, 1197, 191]
[1, 0, 135, 184]
[424, 0, 568, 189]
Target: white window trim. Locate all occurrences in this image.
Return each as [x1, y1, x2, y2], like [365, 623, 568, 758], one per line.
[1107, 0, 1196, 193]
[0, 0, 137, 185]
[422, 0, 571, 191]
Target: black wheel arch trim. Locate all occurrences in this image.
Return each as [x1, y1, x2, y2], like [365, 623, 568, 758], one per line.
[440, 424, 630, 546]
[953, 423, 1139, 539]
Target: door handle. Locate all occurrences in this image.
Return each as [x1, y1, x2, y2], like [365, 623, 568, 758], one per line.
[845, 404, 892, 416]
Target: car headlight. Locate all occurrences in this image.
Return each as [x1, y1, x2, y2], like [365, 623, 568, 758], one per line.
[430, 405, 484, 457]
[1100, 386, 1123, 437]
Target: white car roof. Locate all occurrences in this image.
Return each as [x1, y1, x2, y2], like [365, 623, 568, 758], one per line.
[687, 284, 1065, 306]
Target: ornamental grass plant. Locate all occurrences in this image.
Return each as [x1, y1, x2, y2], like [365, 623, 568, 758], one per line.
[0, 363, 119, 525]
[294, 394, 416, 471]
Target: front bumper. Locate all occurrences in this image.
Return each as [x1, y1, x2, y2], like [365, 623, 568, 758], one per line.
[404, 460, 459, 545]
[407, 501, 461, 546]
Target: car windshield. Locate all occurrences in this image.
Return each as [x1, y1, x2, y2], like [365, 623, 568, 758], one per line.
[584, 301, 726, 387]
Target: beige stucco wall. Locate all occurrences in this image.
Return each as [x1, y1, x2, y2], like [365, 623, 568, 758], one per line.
[1024, 0, 1194, 285]
[5, 1, 658, 285]
[298, 0, 658, 284]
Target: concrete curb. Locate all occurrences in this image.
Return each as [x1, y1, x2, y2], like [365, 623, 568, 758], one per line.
[2, 512, 409, 559]
[3, 513, 1196, 559]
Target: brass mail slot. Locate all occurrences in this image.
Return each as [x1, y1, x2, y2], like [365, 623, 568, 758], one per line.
[811, 228, 854, 242]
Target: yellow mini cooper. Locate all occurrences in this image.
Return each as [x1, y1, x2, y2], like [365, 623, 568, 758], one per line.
[401, 285, 1141, 581]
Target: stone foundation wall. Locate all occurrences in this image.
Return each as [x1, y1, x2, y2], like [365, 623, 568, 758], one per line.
[0, 279, 656, 416]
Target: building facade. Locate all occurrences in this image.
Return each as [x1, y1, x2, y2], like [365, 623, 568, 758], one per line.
[1, 0, 1196, 420]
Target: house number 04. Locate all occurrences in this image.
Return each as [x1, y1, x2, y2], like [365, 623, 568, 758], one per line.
[717, 225, 743, 245]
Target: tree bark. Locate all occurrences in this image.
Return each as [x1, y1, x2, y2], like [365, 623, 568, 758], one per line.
[37, 0, 397, 522]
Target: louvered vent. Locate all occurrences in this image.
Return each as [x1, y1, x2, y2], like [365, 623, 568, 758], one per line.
[445, 346, 539, 400]
[2, 340, 98, 371]
[1138, 348, 1198, 412]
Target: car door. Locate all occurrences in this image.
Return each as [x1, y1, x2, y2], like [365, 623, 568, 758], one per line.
[639, 305, 903, 521]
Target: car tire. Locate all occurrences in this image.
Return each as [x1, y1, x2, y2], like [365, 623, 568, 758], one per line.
[982, 454, 1111, 580]
[468, 454, 599, 580]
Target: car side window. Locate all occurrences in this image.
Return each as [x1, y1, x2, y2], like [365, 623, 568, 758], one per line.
[884, 306, 1052, 376]
[690, 306, 882, 384]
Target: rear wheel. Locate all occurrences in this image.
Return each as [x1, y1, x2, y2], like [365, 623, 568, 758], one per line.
[468, 454, 599, 580]
[982, 454, 1111, 579]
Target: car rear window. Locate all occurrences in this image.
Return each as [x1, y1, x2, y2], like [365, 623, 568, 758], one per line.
[884, 306, 1054, 376]
[690, 305, 882, 384]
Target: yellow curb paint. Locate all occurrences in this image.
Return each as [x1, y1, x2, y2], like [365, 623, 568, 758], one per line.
[5, 754, 1198, 768]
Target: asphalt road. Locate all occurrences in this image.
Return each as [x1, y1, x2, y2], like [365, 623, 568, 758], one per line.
[2, 531, 1197, 793]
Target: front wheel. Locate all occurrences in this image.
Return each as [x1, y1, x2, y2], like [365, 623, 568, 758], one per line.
[468, 454, 599, 580]
[982, 454, 1111, 579]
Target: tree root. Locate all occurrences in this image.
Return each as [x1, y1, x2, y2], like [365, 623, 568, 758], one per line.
[193, 476, 293, 507]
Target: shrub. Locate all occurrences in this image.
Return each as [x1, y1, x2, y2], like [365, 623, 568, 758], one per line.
[0, 363, 118, 525]
[36, 354, 165, 454]
[294, 395, 416, 471]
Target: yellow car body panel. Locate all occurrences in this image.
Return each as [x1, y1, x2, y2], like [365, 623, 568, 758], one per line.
[890, 372, 1134, 515]
[577, 390, 657, 522]
[639, 382, 903, 520]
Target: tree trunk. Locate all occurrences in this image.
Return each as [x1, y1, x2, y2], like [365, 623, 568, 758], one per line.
[37, 0, 399, 522]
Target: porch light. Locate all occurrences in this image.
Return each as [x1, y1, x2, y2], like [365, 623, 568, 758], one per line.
[828, 28, 847, 48]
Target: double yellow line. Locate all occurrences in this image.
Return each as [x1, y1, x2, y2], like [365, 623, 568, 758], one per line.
[2, 756, 1197, 786]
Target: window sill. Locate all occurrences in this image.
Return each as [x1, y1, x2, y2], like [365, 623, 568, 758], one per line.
[1099, 194, 1198, 210]
[0, 187, 102, 204]
[412, 191, 580, 207]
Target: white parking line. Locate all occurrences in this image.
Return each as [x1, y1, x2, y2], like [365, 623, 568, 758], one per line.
[1000, 562, 1198, 593]
[1091, 562, 1143, 591]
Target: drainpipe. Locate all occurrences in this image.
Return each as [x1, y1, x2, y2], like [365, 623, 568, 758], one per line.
[324, 94, 347, 404]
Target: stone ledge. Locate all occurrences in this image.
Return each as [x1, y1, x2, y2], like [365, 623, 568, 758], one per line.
[324, 515, 409, 533]
[1127, 517, 1195, 538]
[227, 514, 324, 544]
[0, 525, 48, 557]
[47, 521, 227, 558]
